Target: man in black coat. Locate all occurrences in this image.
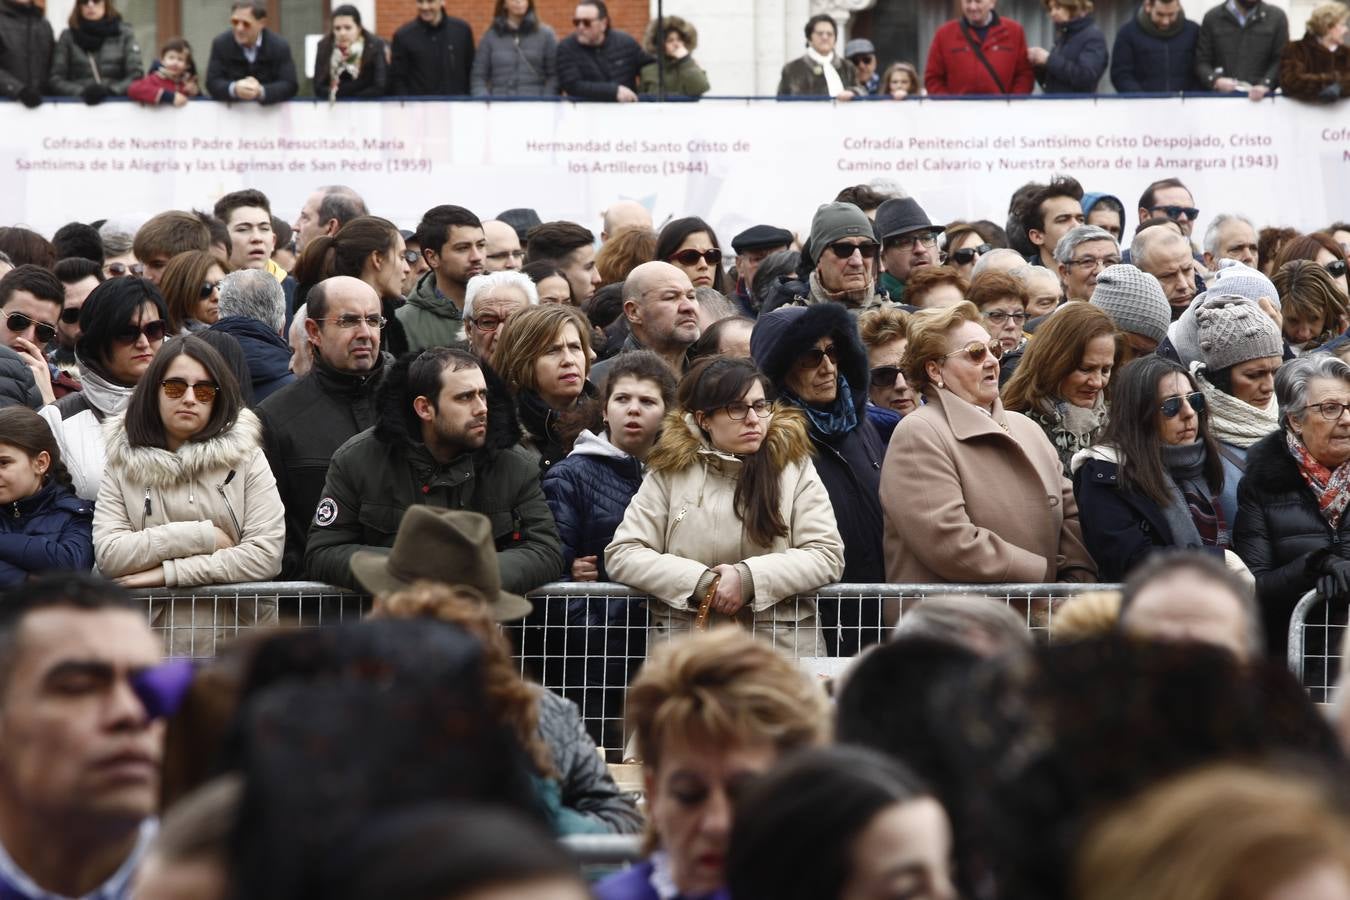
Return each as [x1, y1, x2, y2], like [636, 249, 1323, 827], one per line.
[556, 0, 653, 101]
[0, 0, 53, 108]
[389, 0, 475, 95]
[206, 1, 298, 104]
[257, 277, 388, 579]
[750, 302, 887, 655]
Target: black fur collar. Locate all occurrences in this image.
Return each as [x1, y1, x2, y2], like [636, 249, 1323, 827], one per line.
[1242, 428, 1304, 493]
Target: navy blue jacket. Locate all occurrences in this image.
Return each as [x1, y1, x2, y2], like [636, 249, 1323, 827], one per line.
[1111, 13, 1201, 92]
[209, 316, 295, 404]
[542, 431, 642, 581]
[555, 29, 652, 101]
[1038, 14, 1108, 93]
[0, 481, 93, 587]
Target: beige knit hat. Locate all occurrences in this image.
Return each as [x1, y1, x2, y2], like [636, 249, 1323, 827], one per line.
[1194, 295, 1284, 372]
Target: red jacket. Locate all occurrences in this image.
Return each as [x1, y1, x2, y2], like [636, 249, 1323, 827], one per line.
[925, 14, 1035, 96]
[127, 63, 197, 105]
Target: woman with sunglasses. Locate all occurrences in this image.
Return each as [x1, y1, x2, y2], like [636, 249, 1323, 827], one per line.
[49, 0, 143, 104]
[881, 302, 1095, 586]
[292, 215, 411, 357]
[93, 335, 283, 590]
[1275, 232, 1350, 298]
[655, 217, 726, 293]
[941, 222, 1000, 280]
[606, 356, 844, 656]
[39, 277, 167, 501]
[858, 306, 918, 444]
[1003, 302, 1117, 475]
[1236, 355, 1350, 655]
[1071, 356, 1233, 583]
[159, 250, 226, 335]
[750, 304, 887, 652]
[1273, 258, 1349, 354]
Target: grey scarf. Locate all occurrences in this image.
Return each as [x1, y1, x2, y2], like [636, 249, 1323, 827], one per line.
[1160, 440, 1226, 548]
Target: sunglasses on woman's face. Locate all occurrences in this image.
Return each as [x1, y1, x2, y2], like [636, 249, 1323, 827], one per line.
[948, 243, 993, 266]
[1160, 392, 1205, 418]
[941, 340, 1004, 364]
[869, 365, 901, 388]
[668, 248, 722, 267]
[1326, 259, 1348, 279]
[797, 345, 839, 369]
[199, 281, 221, 299]
[4, 313, 56, 344]
[113, 320, 167, 345]
[161, 378, 219, 403]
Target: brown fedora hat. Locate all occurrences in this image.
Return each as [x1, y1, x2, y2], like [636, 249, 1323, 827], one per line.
[349, 507, 533, 622]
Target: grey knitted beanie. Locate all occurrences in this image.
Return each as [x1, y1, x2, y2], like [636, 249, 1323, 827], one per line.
[1089, 264, 1171, 344]
[1207, 259, 1281, 310]
[1194, 295, 1284, 371]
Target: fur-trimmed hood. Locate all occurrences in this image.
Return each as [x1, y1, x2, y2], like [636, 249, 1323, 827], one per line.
[749, 302, 870, 419]
[643, 14, 698, 54]
[373, 352, 521, 453]
[103, 408, 262, 488]
[645, 405, 813, 476]
[1243, 427, 1304, 495]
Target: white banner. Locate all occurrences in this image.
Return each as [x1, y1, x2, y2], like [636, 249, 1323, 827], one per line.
[3, 97, 1346, 246]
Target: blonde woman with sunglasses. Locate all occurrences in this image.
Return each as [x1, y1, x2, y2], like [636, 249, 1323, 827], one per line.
[880, 301, 1096, 586]
[94, 335, 283, 593]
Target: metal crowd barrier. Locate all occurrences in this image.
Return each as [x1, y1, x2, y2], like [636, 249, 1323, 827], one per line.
[1287, 590, 1347, 705]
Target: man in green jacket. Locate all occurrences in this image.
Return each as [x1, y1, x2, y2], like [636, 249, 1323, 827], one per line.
[398, 204, 486, 351]
[305, 346, 562, 594]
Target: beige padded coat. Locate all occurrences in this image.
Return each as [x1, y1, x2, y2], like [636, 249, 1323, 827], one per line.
[93, 408, 284, 587]
[605, 406, 844, 657]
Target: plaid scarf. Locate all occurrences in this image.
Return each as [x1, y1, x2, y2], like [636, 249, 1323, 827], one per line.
[1287, 429, 1350, 530]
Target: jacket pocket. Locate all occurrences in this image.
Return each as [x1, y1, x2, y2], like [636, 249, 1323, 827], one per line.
[489, 510, 519, 550]
[358, 504, 403, 542]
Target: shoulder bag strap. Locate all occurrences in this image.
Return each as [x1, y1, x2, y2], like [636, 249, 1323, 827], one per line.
[960, 19, 1007, 95]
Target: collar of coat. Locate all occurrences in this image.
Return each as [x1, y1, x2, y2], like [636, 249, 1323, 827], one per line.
[102, 408, 261, 488]
[1243, 427, 1306, 494]
[644, 405, 812, 476]
[925, 386, 1015, 440]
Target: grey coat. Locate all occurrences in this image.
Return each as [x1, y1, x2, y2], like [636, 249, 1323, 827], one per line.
[470, 14, 557, 96]
[0, 346, 41, 411]
[537, 689, 642, 833]
[50, 22, 143, 95]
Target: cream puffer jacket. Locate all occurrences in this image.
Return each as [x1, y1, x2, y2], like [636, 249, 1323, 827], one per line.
[93, 408, 284, 586]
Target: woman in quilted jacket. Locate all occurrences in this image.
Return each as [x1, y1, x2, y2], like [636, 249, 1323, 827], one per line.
[0, 407, 93, 587]
[50, 0, 144, 103]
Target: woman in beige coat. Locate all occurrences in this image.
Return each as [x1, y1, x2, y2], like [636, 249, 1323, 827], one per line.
[881, 302, 1096, 586]
[94, 335, 283, 589]
[606, 357, 845, 657]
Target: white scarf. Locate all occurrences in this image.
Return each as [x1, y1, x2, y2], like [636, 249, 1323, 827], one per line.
[805, 47, 844, 96]
[1191, 362, 1279, 449]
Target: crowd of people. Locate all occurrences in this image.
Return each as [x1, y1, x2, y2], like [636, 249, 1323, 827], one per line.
[3, 0, 1350, 105]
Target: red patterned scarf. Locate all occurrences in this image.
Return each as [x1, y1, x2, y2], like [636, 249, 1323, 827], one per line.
[1287, 430, 1350, 530]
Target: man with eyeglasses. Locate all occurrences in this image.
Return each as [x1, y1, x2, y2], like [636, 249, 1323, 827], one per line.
[0, 266, 59, 408]
[1136, 178, 1200, 240]
[1053, 225, 1120, 302]
[205, 0, 298, 104]
[874, 197, 942, 304]
[844, 38, 880, 94]
[388, 0, 475, 96]
[481, 220, 525, 273]
[463, 271, 538, 360]
[556, 0, 652, 102]
[258, 276, 388, 579]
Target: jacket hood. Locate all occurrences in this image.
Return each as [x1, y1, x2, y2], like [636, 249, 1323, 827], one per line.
[569, 428, 631, 460]
[643, 14, 698, 54]
[407, 271, 464, 320]
[645, 405, 813, 476]
[749, 303, 870, 418]
[1069, 443, 1121, 476]
[1243, 428, 1303, 493]
[103, 408, 262, 488]
[74, 352, 135, 416]
[373, 352, 520, 452]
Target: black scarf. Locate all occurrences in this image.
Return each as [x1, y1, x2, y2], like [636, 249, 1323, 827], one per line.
[1136, 5, 1185, 39]
[72, 15, 121, 53]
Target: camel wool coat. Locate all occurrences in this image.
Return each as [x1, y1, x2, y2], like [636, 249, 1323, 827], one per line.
[881, 387, 1096, 585]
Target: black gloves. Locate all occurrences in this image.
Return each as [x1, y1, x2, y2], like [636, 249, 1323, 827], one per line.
[1306, 546, 1350, 598]
[1319, 82, 1343, 102]
[81, 83, 110, 105]
[17, 86, 41, 108]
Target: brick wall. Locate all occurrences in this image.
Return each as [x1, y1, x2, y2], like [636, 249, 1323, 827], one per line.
[375, 1, 650, 46]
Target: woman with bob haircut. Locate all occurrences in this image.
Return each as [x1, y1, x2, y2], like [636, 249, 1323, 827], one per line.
[1003, 301, 1118, 475]
[1273, 258, 1349, 354]
[93, 335, 283, 589]
[312, 4, 388, 100]
[0, 407, 94, 586]
[656, 217, 727, 293]
[1073, 763, 1350, 900]
[726, 745, 956, 900]
[40, 276, 168, 501]
[159, 250, 226, 334]
[605, 356, 845, 656]
[593, 627, 829, 900]
[1279, 1, 1350, 103]
[492, 304, 598, 472]
[292, 215, 410, 357]
[595, 226, 657, 287]
[881, 301, 1095, 585]
[1071, 356, 1233, 583]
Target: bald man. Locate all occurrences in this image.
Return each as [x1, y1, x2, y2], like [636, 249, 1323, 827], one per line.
[590, 261, 699, 386]
[257, 275, 388, 578]
[601, 200, 653, 242]
[1132, 226, 1198, 320]
[482, 220, 525, 273]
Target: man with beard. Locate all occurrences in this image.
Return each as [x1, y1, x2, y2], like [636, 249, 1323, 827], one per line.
[1195, 0, 1288, 100]
[589, 261, 700, 386]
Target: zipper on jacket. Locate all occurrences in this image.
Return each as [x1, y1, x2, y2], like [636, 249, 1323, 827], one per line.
[217, 470, 241, 537]
[142, 489, 152, 528]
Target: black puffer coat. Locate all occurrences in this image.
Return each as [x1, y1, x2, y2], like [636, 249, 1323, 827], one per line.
[0, 346, 41, 410]
[542, 430, 642, 580]
[0, 0, 53, 97]
[50, 19, 144, 95]
[1234, 428, 1347, 657]
[555, 29, 652, 101]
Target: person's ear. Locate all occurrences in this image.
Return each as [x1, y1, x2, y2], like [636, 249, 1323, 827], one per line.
[1028, 227, 1045, 248]
[304, 317, 322, 347]
[925, 359, 943, 388]
[413, 395, 434, 423]
[369, 250, 385, 273]
[33, 450, 49, 478]
[623, 297, 641, 325]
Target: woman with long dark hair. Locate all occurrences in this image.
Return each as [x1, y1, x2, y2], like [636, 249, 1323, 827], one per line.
[1072, 355, 1233, 582]
[312, 4, 388, 99]
[606, 356, 845, 656]
[49, 0, 143, 103]
[93, 335, 283, 589]
[292, 215, 410, 356]
[0, 407, 93, 586]
[655, 216, 726, 293]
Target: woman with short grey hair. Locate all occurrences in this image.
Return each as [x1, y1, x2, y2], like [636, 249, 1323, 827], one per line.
[1235, 354, 1350, 656]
